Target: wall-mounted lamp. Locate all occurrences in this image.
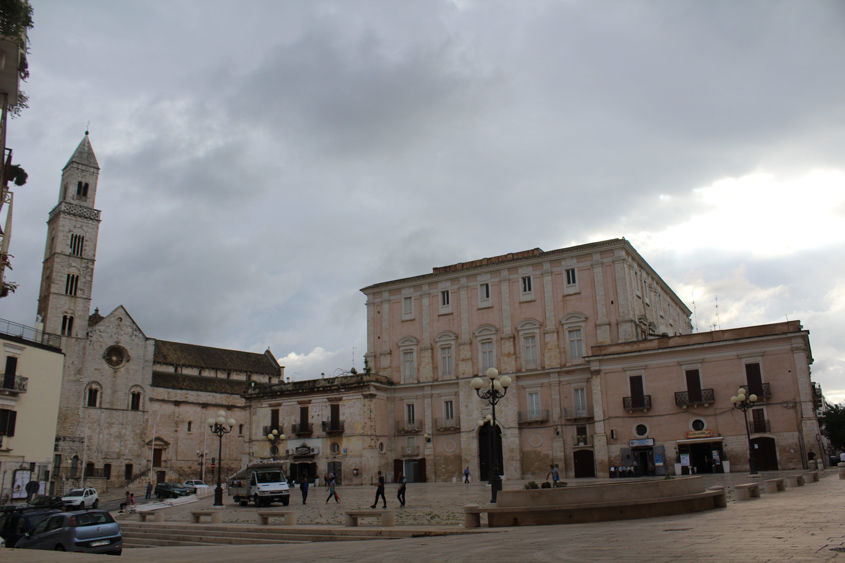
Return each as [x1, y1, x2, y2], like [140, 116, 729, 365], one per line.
[553, 426, 560, 436]
[424, 433, 431, 443]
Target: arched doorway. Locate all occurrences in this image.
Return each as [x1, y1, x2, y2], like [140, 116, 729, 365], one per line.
[478, 424, 503, 481]
[750, 437, 778, 471]
[573, 450, 595, 478]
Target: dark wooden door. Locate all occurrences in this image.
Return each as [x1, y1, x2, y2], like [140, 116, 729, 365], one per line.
[750, 437, 778, 471]
[478, 424, 503, 481]
[629, 376, 645, 408]
[573, 450, 595, 478]
[418, 458, 427, 482]
[686, 369, 702, 403]
[745, 363, 764, 396]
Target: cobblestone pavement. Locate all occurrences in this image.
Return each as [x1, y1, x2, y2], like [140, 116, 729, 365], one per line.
[6, 470, 844, 562]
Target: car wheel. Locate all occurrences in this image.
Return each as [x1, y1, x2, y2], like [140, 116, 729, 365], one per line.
[93, 499, 99, 509]
[281, 498, 290, 506]
[254, 494, 260, 506]
[55, 544, 66, 551]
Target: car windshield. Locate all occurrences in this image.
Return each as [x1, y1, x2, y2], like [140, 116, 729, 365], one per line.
[64, 490, 84, 497]
[257, 471, 284, 484]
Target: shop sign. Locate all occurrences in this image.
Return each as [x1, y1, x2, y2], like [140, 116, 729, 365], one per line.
[628, 438, 654, 447]
[685, 430, 713, 439]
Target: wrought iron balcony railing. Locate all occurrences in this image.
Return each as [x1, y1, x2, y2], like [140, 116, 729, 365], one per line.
[623, 395, 652, 411]
[750, 419, 770, 434]
[401, 445, 420, 457]
[291, 422, 313, 436]
[674, 388, 715, 407]
[573, 434, 591, 447]
[262, 425, 283, 437]
[0, 375, 27, 395]
[321, 420, 345, 435]
[396, 420, 422, 434]
[518, 409, 550, 424]
[434, 417, 460, 431]
[563, 406, 593, 420]
[741, 383, 772, 400]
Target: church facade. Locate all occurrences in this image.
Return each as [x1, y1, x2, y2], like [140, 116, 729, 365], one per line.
[38, 135, 282, 494]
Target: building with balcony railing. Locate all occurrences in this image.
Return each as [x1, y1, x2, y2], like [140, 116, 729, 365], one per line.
[674, 388, 715, 408]
[291, 422, 313, 437]
[321, 420, 345, 435]
[518, 409, 550, 424]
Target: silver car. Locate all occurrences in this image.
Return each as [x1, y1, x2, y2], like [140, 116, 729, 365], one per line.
[14, 509, 122, 555]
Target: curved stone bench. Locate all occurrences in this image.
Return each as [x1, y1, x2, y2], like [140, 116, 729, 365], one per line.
[464, 489, 726, 528]
[764, 479, 785, 493]
[734, 483, 761, 501]
[257, 510, 297, 526]
[786, 475, 805, 488]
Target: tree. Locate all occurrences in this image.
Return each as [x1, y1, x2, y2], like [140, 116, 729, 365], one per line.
[819, 403, 845, 452]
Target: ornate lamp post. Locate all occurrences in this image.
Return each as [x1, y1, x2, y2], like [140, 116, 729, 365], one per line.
[207, 410, 236, 506]
[470, 367, 512, 503]
[730, 388, 759, 476]
[196, 450, 208, 481]
[266, 429, 286, 461]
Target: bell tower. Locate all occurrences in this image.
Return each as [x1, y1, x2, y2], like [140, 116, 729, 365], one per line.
[37, 132, 101, 339]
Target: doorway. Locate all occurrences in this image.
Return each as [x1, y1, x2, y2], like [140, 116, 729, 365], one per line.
[573, 450, 595, 478]
[478, 424, 503, 481]
[326, 461, 342, 485]
[750, 437, 779, 471]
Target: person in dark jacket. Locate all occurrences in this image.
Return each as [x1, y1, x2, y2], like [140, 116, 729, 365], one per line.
[299, 478, 309, 504]
[370, 471, 386, 508]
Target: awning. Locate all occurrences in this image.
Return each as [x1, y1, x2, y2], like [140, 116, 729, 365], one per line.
[676, 437, 724, 444]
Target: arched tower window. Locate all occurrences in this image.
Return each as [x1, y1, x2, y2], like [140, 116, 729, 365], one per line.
[61, 314, 74, 336]
[85, 382, 102, 408]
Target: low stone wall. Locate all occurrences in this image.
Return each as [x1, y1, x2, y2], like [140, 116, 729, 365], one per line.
[467, 477, 726, 528]
[496, 476, 705, 508]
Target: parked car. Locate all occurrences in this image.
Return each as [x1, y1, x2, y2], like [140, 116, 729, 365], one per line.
[61, 488, 99, 509]
[154, 482, 190, 499]
[14, 509, 122, 555]
[183, 480, 210, 494]
[0, 505, 62, 548]
[27, 496, 66, 510]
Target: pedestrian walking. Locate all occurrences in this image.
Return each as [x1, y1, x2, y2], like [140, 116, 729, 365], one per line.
[546, 464, 560, 485]
[397, 472, 407, 507]
[300, 478, 309, 505]
[325, 474, 339, 503]
[145, 482, 152, 500]
[463, 466, 471, 483]
[370, 470, 386, 508]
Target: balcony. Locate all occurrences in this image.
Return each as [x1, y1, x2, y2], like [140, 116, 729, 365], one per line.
[0, 317, 61, 348]
[518, 409, 550, 424]
[291, 422, 313, 437]
[750, 419, 771, 434]
[623, 395, 652, 412]
[573, 434, 591, 447]
[563, 406, 593, 420]
[261, 425, 283, 437]
[396, 420, 422, 434]
[400, 445, 420, 457]
[434, 417, 460, 432]
[0, 375, 27, 396]
[675, 388, 715, 408]
[741, 383, 772, 401]
[321, 420, 345, 435]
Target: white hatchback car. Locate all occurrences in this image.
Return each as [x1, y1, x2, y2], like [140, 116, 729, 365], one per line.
[61, 487, 99, 509]
[182, 480, 210, 494]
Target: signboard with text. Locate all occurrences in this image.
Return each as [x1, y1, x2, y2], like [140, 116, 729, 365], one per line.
[628, 438, 654, 447]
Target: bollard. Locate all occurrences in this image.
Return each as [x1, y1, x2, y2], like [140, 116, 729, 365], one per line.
[839, 462, 845, 480]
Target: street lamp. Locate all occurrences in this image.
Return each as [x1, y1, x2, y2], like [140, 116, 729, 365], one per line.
[470, 367, 512, 503]
[207, 410, 236, 506]
[196, 450, 208, 481]
[266, 429, 286, 460]
[730, 388, 759, 476]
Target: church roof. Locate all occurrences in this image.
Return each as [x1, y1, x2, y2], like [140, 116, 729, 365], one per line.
[154, 339, 281, 375]
[64, 132, 100, 170]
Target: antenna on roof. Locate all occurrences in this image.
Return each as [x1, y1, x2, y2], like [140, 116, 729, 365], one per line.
[691, 291, 698, 333]
[352, 347, 356, 371]
[715, 295, 721, 331]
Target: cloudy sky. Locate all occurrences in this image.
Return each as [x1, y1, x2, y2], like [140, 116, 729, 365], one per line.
[2, 1, 843, 400]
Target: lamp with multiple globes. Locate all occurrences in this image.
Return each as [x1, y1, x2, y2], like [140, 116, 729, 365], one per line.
[267, 429, 286, 460]
[469, 367, 512, 503]
[207, 411, 236, 506]
[730, 388, 759, 476]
